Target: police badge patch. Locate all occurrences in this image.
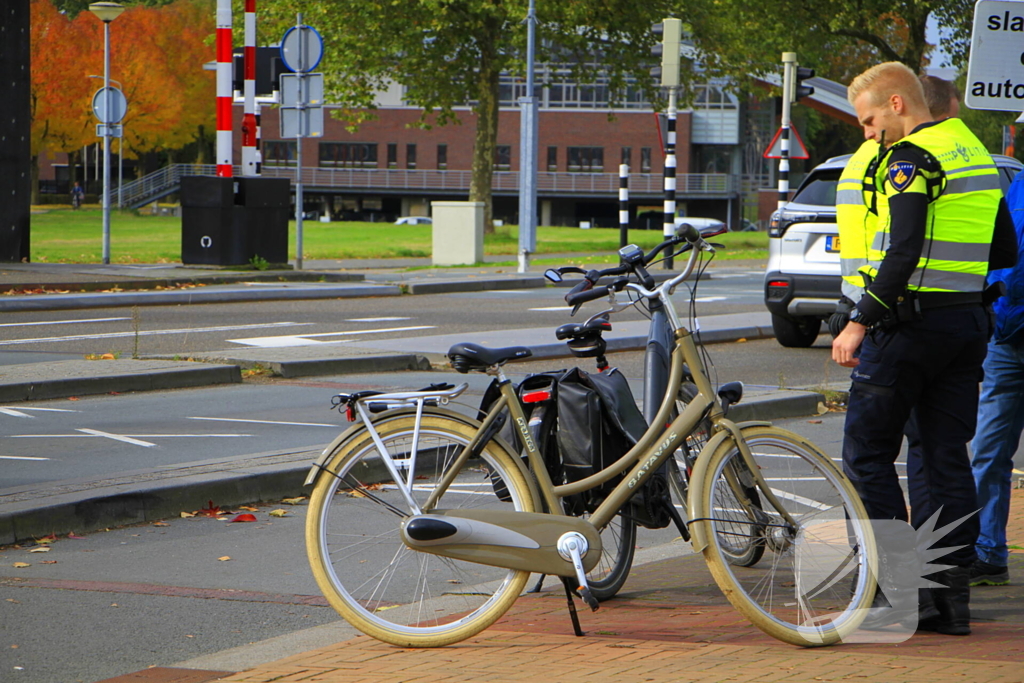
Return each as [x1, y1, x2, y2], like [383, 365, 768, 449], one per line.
[887, 161, 917, 192]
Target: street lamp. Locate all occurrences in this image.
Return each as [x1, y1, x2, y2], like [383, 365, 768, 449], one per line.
[89, 1, 125, 265]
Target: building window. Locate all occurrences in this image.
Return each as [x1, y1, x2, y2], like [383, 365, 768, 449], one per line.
[437, 144, 447, 169]
[641, 147, 652, 173]
[263, 141, 297, 166]
[387, 143, 397, 169]
[495, 145, 511, 170]
[567, 146, 603, 172]
[621, 147, 632, 169]
[318, 142, 378, 168]
[547, 146, 558, 172]
[406, 143, 417, 169]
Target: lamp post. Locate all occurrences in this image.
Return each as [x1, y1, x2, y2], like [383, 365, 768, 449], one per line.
[89, 1, 125, 265]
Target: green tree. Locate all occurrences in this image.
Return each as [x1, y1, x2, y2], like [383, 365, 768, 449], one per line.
[260, 0, 674, 232]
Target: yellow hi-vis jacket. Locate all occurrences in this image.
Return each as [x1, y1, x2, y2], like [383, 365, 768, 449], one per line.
[836, 140, 879, 301]
[862, 118, 1001, 293]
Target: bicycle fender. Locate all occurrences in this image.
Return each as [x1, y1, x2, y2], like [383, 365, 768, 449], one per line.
[304, 407, 540, 508]
[687, 420, 776, 551]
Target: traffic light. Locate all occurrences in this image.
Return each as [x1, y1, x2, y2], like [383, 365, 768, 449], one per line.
[793, 66, 815, 102]
[651, 18, 681, 87]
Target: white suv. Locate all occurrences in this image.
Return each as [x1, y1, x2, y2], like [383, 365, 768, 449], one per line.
[764, 152, 1023, 347]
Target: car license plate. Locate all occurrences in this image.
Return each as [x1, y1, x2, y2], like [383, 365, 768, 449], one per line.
[825, 235, 841, 253]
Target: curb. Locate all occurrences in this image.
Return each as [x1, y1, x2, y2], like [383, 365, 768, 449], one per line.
[0, 270, 364, 295]
[404, 276, 547, 295]
[0, 389, 824, 545]
[0, 283, 402, 312]
[251, 354, 433, 378]
[0, 362, 242, 402]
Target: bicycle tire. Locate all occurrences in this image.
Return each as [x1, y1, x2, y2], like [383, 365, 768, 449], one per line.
[306, 414, 535, 648]
[668, 383, 764, 567]
[695, 425, 875, 646]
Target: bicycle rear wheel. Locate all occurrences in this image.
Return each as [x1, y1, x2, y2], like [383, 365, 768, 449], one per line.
[695, 425, 875, 646]
[668, 382, 764, 567]
[306, 414, 535, 647]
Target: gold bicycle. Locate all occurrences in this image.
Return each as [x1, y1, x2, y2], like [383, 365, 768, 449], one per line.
[303, 225, 877, 648]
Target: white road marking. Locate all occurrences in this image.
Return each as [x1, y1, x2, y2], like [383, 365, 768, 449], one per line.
[0, 455, 50, 461]
[0, 408, 33, 418]
[0, 317, 130, 328]
[12, 434, 250, 438]
[0, 406, 79, 418]
[491, 290, 533, 294]
[769, 488, 830, 511]
[345, 317, 411, 322]
[228, 325, 436, 348]
[76, 428, 156, 448]
[694, 297, 727, 302]
[528, 306, 573, 312]
[188, 416, 336, 428]
[0, 322, 313, 346]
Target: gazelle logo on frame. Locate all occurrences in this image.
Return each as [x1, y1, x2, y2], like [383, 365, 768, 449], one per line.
[795, 509, 977, 644]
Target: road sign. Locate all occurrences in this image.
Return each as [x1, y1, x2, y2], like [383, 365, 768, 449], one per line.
[281, 107, 323, 138]
[280, 24, 324, 73]
[280, 73, 324, 106]
[763, 124, 809, 159]
[966, 0, 1024, 111]
[92, 87, 128, 124]
[95, 124, 123, 138]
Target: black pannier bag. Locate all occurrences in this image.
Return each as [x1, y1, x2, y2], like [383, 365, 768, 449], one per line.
[556, 367, 671, 529]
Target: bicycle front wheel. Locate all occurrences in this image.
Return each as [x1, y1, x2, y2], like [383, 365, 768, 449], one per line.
[306, 414, 536, 647]
[695, 426, 875, 646]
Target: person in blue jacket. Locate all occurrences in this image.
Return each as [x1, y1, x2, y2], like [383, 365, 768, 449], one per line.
[970, 168, 1024, 587]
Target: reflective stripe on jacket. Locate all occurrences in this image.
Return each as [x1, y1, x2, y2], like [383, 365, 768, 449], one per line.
[866, 118, 1001, 293]
[836, 140, 879, 301]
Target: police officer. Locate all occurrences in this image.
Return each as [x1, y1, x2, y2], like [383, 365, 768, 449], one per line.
[833, 62, 1016, 636]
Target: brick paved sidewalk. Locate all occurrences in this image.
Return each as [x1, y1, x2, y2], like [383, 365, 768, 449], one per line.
[119, 489, 1024, 683]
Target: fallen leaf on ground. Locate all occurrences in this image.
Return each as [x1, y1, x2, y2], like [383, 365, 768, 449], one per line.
[28, 547, 50, 553]
[238, 505, 259, 512]
[218, 556, 231, 561]
[281, 497, 306, 505]
[67, 533, 85, 539]
[229, 514, 258, 523]
[197, 500, 222, 517]
[268, 509, 289, 518]
[735, 338, 748, 343]
[6, 599, 20, 603]
[100, 353, 115, 360]
[40, 560, 57, 564]
[807, 419, 823, 424]
[180, 511, 196, 519]
[12, 563, 30, 568]
[152, 522, 170, 527]
[68, 397, 79, 401]
[36, 535, 57, 545]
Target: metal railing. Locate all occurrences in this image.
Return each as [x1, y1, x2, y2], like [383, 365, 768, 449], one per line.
[116, 163, 741, 209]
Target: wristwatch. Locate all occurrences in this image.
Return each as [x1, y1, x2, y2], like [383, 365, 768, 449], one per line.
[847, 307, 868, 326]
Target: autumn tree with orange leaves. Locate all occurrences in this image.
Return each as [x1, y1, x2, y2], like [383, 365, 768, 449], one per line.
[30, 0, 215, 201]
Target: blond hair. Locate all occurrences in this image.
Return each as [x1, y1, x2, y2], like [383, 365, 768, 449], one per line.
[920, 75, 961, 118]
[847, 62, 927, 110]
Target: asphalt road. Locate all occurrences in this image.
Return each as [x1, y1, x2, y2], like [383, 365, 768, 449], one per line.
[0, 268, 767, 361]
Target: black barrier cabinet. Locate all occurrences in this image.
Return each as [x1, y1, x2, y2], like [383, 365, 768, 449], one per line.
[181, 176, 290, 266]
[236, 177, 289, 264]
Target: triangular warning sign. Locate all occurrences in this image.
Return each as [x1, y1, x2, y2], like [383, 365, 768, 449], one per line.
[763, 125, 809, 159]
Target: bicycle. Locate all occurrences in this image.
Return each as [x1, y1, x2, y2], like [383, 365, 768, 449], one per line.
[304, 224, 877, 648]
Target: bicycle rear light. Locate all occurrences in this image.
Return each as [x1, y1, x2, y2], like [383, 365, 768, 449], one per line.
[522, 390, 552, 403]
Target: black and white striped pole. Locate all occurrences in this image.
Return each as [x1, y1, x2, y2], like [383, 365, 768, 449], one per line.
[659, 18, 681, 269]
[778, 52, 796, 210]
[619, 163, 629, 248]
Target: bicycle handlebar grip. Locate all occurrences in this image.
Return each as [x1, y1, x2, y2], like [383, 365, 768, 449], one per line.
[676, 222, 701, 244]
[565, 285, 610, 307]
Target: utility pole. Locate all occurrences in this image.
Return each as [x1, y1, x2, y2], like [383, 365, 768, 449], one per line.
[517, 0, 538, 273]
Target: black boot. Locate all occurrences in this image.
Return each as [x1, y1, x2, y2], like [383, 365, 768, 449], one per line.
[919, 566, 971, 636]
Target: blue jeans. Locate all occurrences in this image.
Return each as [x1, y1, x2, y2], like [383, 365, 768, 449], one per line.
[971, 340, 1024, 567]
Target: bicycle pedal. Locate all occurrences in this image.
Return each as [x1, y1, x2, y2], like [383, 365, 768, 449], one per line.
[578, 586, 600, 612]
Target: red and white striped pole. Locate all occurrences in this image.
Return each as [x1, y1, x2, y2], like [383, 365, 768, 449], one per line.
[215, 0, 233, 177]
[241, 0, 257, 175]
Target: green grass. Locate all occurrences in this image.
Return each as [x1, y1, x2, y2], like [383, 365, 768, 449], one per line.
[29, 207, 767, 265]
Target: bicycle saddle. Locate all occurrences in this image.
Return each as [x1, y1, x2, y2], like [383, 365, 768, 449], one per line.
[447, 342, 533, 373]
[555, 316, 611, 341]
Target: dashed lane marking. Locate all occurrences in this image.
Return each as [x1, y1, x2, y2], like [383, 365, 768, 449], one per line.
[0, 455, 50, 461]
[0, 407, 78, 418]
[528, 306, 572, 312]
[187, 416, 336, 428]
[227, 325, 436, 348]
[76, 428, 156, 447]
[0, 322, 313, 346]
[0, 317, 130, 328]
[345, 317, 411, 322]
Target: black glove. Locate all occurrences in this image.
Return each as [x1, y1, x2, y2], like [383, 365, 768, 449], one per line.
[828, 298, 854, 338]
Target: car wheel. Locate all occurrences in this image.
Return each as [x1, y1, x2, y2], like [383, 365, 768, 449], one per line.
[771, 314, 821, 348]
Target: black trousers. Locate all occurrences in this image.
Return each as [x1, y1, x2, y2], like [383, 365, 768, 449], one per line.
[842, 304, 988, 567]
